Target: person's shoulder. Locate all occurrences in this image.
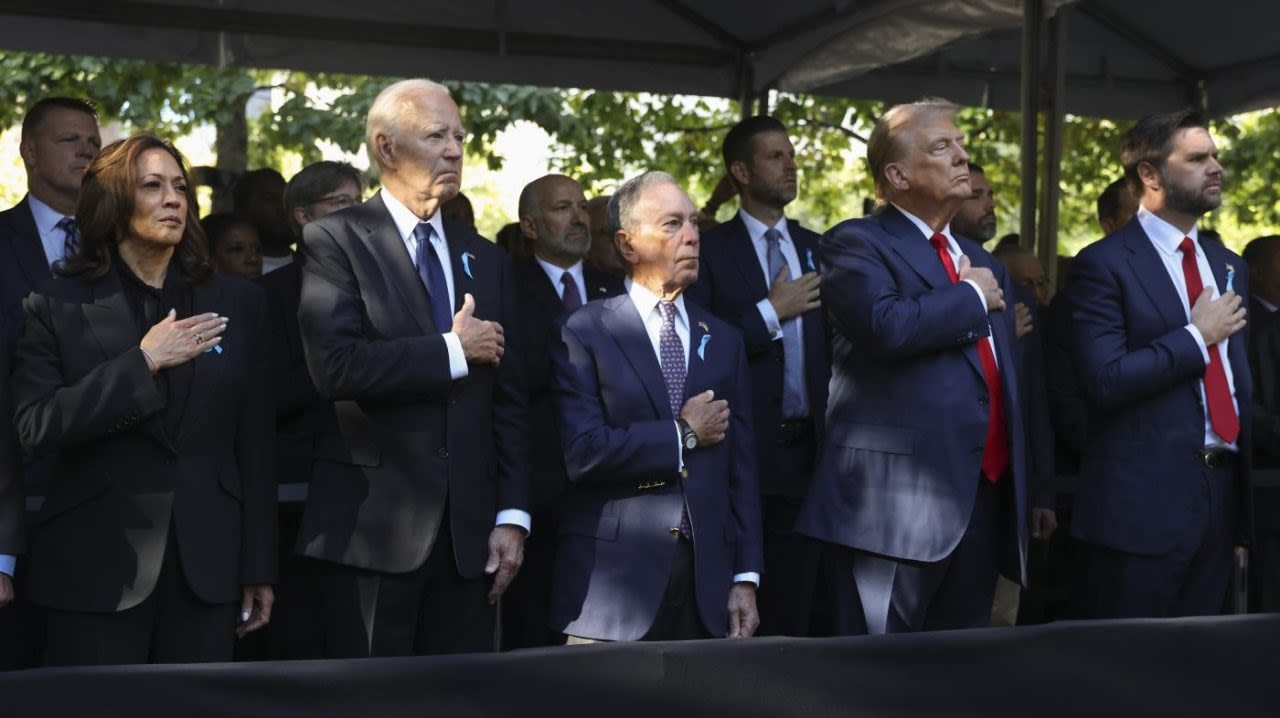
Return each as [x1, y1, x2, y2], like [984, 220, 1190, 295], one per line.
[27, 273, 90, 302]
[786, 218, 822, 243]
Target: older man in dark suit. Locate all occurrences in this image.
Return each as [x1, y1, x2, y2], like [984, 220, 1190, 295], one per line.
[549, 171, 762, 642]
[296, 79, 529, 657]
[796, 99, 1029, 635]
[502, 174, 623, 649]
[685, 116, 828, 636]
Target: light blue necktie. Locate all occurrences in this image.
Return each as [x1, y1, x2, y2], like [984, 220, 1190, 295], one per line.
[765, 228, 809, 419]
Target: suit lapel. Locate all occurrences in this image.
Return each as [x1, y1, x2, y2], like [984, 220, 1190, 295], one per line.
[791, 226, 826, 379]
[953, 244, 993, 380]
[83, 272, 172, 450]
[882, 206, 952, 290]
[602, 295, 670, 419]
[357, 195, 435, 334]
[684, 301, 714, 399]
[1123, 221, 1188, 333]
[10, 197, 54, 285]
[584, 266, 622, 301]
[445, 223, 476, 315]
[1201, 238, 1250, 392]
[721, 216, 771, 298]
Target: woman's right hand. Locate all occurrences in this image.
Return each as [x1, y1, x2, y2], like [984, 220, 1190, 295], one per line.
[139, 310, 228, 373]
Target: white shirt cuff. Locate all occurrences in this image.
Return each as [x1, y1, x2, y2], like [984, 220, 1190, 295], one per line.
[733, 571, 760, 587]
[1184, 324, 1211, 364]
[961, 278, 989, 312]
[756, 299, 784, 340]
[0, 554, 15, 577]
[443, 332, 469, 380]
[495, 509, 531, 535]
[675, 421, 685, 470]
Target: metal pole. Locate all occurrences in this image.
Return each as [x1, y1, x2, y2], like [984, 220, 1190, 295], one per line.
[1018, 0, 1043, 248]
[1038, 10, 1066, 289]
[738, 53, 756, 119]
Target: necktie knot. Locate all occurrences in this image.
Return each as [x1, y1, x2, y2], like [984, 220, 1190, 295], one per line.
[413, 221, 435, 246]
[560, 270, 582, 311]
[1179, 237, 1195, 256]
[929, 232, 948, 252]
[764, 227, 783, 247]
[659, 300, 677, 323]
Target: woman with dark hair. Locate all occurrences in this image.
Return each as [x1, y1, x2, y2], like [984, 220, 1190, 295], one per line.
[9, 133, 277, 666]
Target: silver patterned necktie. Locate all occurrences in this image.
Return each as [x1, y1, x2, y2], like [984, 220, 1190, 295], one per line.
[764, 228, 808, 418]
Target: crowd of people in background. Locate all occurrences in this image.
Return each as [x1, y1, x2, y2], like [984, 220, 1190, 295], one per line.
[0, 79, 1278, 668]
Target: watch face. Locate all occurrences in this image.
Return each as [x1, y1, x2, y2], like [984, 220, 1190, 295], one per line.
[684, 434, 697, 450]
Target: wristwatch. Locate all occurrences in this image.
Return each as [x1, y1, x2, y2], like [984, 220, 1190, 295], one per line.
[678, 419, 699, 451]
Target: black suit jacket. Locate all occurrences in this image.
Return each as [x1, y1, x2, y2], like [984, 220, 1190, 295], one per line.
[512, 257, 623, 511]
[258, 257, 337, 485]
[0, 196, 57, 499]
[295, 193, 529, 577]
[1248, 298, 1280, 469]
[686, 214, 829, 497]
[10, 271, 277, 612]
[0, 313, 22, 558]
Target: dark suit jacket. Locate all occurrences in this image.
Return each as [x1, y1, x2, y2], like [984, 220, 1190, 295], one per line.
[1067, 218, 1252, 555]
[1012, 285, 1056, 511]
[1046, 291, 1088, 475]
[295, 193, 529, 577]
[548, 294, 763, 640]
[0, 313, 21, 559]
[258, 257, 337, 485]
[1248, 298, 1280, 469]
[795, 206, 1030, 583]
[686, 215, 829, 497]
[0, 196, 57, 498]
[9, 271, 277, 612]
[512, 257, 623, 512]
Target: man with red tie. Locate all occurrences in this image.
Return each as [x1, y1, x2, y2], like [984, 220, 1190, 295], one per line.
[796, 99, 1030, 634]
[1067, 110, 1251, 618]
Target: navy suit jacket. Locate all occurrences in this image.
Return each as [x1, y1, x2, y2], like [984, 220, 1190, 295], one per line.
[296, 193, 529, 577]
[795, 206, 1029, 583]
[512, 257, 624, 512]
[548, 293, 763, 640]
[686, 215, 829, 497]
[1067, 218, 1252, 555]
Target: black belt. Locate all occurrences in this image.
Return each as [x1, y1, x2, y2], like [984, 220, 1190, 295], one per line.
[777, 419, 813, 446]
[1198, 448, 1237, 469]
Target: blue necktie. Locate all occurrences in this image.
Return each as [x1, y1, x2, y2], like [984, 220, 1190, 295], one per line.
[57, 216, 79, 259]
[658, 301, 693, 539]
[765, 228, 809, 419]
[414, 222, 453, 331]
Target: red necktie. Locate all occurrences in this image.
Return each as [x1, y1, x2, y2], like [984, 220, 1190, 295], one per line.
[930, 232, 1008, 483]
[1177, 237, 1239, 444]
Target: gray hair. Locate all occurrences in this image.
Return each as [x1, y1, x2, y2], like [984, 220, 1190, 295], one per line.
[365, 79, 451, 170]
[608, 171, 678, 235]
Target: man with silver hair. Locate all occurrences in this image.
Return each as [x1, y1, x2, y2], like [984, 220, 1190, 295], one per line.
[548, 171, 763, 642]
[295, 78, 530, 656]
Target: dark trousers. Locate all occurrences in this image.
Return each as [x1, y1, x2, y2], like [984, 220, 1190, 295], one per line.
[500, 510, 564, 650]
[757, 496, 822, 637]
[641, 537, 711, 641]
[1074, 462, 1236, 619]
[319, 514, 495, 657]
[44, 530, 238, 666]
[820, 474, 1009, 635]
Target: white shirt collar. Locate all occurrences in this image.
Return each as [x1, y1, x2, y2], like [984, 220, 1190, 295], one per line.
[381, 187, 445, 244]
[738, 209, 791, 246]
[1137, 204, 1199, 257]
[891, 202, 956, 247]
[26, 193, 71, 234]
[627, 279, 688, 327]
[535, 254, 585, 296]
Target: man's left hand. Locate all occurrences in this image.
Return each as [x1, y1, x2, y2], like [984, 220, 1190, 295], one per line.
[0, 573, 13, 608]
[1015, 302, 1034, 339]
[1031, 508, 1058, 542]
[486, 524, 526, 604]
[726, 582, 759, 638]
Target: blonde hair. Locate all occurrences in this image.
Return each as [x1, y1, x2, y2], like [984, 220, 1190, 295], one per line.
[866, 98, 960, 200]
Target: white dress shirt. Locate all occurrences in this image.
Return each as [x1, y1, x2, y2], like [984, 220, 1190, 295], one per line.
[27, 194, 76, 268]
[892, 203, 998, 363]
[382, 189, 530, 533]
[626, 280, 760, 587]
[260, 254, 295, 274]
[535, 255, 587, 306]
[1136, 205, 1240, 451]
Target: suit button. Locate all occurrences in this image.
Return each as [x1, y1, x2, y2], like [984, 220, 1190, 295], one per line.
[437, 448, 449, 459]
[979, 396, 988, 406]
[668, 527, 681, 536]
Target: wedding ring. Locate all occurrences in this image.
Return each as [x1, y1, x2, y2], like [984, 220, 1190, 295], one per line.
[195, 334, 205, 345]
